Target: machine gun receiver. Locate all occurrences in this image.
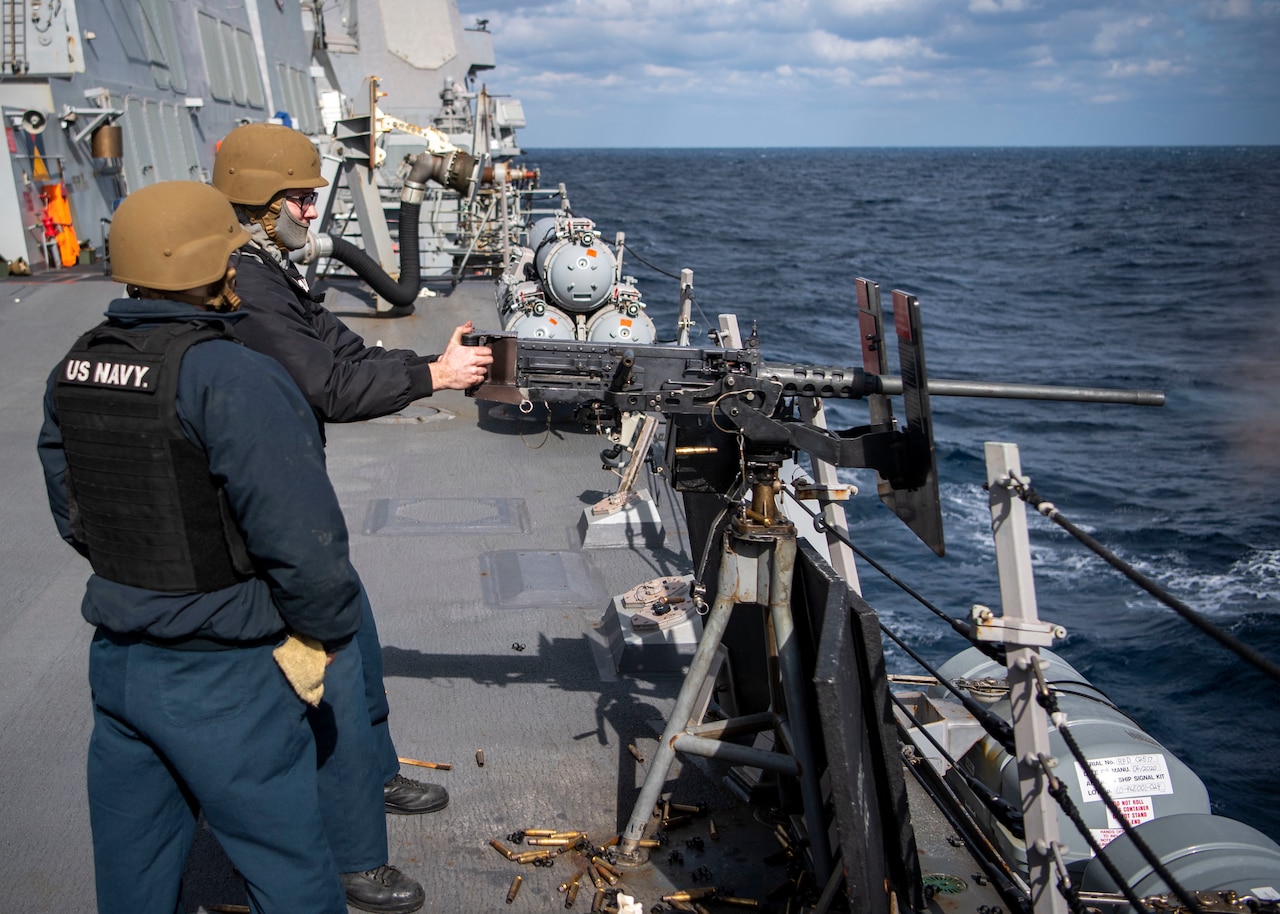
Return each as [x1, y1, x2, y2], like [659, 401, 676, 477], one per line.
[466, 309, 946, 554]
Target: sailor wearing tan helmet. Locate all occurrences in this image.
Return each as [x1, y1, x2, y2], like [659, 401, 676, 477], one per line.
[38, 181, 360, 913]
[212, 121, 492, 914]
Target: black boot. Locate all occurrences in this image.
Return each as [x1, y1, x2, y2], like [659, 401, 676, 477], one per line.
[384, 773, 449, 815]
[340, 864, 425, 914]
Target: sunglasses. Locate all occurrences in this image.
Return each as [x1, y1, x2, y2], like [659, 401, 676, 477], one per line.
[284, 191, 318, 209]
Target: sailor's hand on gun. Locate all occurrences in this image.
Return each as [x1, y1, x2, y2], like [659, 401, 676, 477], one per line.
[430, 321, 493, 391]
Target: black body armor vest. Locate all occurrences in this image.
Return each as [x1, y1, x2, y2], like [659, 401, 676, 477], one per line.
[53, 320, 255, 592]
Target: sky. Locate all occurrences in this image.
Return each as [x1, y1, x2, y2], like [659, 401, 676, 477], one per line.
[462, 0, 1280, 147]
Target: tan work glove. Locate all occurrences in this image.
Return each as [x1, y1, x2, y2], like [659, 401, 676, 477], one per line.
[272, 633, 327, 706]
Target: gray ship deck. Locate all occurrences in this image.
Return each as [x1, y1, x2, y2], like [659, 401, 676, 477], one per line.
[1, 271, 997, 914]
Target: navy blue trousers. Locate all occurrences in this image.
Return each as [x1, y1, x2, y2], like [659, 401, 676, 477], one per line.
[308, 584, 408, 873]
[86, 631, 347, 914]
[309, 605, 389, 872]
[351, 585, 400, 784]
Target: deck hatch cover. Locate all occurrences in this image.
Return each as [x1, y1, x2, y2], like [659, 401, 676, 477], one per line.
[479, 550, 607, 609]
[363, 497, 531, 535]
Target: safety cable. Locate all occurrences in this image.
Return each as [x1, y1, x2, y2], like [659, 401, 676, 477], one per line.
[889, 691, 1025, 839]
[781, 486, 1006, 665]
[1047, 840, 1086, 914]
[999, 474, 1280, 686]
[613, 243, 718, 345]
[878, 623, 1016, 756]
[615, 241, 683, 281]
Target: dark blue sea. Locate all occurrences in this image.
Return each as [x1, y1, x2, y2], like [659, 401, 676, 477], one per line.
[526, 147, 1280, 842]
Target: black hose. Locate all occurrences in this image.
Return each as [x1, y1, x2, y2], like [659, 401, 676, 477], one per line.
[324, 153, 436, 307]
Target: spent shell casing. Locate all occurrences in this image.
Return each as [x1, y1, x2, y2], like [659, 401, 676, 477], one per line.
[591, 888, 607, 913]
[490, 838, 517, 860]
[637, 838, 662, 848]
[590, 856, 620, 884]
[584, 860, 606, 891]
[515, 849, 554, 864]
[627, 743, 644, 762]
[525, 828, 557, 837]
[663, 814, 692, 829]
[669, 802, 706, 815]
[475, 748, 485, 767]
[719, 897, 762, 907]
[695, 905, 712, 914]
[662, 887, 716, 902]
[506, 875, 523, 905]
[565, 873, 582, 908]
[708, 818, 719, 840]
[528, 837, 574, 846]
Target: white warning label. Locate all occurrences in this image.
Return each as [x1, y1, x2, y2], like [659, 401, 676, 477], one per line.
[1076, 754, 1173, 801]
[1105, 796, 1155, 827]
[1088, 796, 1159, 847]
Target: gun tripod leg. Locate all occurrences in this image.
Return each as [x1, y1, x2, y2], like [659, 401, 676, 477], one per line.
[615, 521, 833, 888]
[616, 538, 742, 864]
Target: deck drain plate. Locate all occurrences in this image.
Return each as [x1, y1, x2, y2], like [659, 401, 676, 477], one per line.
[922, 874, 968, 896]
[479, 550, 607, 609]
[363, 497, 530, 535]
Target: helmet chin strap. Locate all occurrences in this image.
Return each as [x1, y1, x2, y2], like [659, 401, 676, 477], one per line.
[256, 197, 286, 247]
[213, 267, 243, 312]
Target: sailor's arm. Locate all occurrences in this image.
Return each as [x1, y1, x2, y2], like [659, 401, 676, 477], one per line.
[181, 341, 363, 646]
[37, 372, 90, 559]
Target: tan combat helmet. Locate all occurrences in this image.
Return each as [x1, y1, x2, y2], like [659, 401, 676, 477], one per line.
[212, 123, 329, 206]
[111, 182, 249, 291]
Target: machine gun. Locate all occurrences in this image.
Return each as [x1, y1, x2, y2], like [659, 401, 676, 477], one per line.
[466, 283, 1163, 556]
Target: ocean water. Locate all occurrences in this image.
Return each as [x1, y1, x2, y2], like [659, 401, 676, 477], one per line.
[526, 147, 1280, 842]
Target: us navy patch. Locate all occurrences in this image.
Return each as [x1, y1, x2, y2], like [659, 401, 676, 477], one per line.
[61, 356, 158, 391]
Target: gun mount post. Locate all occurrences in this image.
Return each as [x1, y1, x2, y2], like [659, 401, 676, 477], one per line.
[617, 462, 834, 888]
[678, 269, 694, 346]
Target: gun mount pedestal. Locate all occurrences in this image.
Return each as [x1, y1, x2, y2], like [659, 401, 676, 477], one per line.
[579, 413, 665, 547]
[616, 478, 833, 887]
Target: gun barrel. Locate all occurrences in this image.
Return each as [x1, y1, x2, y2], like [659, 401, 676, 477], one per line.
[878, 376, 1164, 406]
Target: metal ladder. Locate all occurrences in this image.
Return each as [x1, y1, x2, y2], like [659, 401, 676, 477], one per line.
[2, 0, 25, 75]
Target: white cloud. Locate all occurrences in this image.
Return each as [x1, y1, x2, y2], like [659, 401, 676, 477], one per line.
[642, 64, 696, 79]
[1199, 0, 1253, 18]
[825, 0, 935, 15]
[969, 0, 1036, 14]
[1030, 74, 1072, 92]
[807, 30, 937, 63]
[1027, 44, 1056, 67]
[1091, 16, 1154, 55]
[1105, 58, 1189, 78]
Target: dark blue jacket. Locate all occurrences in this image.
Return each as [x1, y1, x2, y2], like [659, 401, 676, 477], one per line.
[38, 298, 362, 646]
[231, 246, 436, 423]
